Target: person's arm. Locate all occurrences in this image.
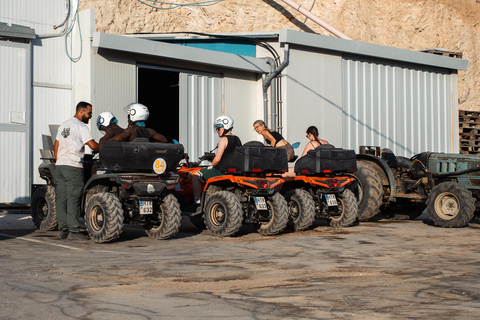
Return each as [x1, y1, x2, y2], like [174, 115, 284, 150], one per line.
[150, 129, 168, 143]
[53, 139, 59, 161]
[110, 129, 131, 142]
[300, 142, 314, 158]
[261, 130, 276, 147]
[211, 137, 228, 167]
[100, 131, 115, 143]
[86, 139, 100, 152]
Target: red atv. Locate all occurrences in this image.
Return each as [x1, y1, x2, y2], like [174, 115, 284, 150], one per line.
[175, 143, 289, 237]
[281, 145, 359, 231]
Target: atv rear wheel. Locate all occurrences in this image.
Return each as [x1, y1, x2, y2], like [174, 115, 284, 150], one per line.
[258, 193, 288, 235]
[31, 185, 58, 230]
[285, 189, 315, 231]
[426, 182, 475, 228]
[145, 194, 182, 240]
[349, 161, 383, 221]
[85, 192, 124, 242]
[204, 191, 243, 237]
[329, 189, 358, 227]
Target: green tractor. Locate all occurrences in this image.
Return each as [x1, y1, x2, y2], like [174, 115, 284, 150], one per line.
[351, 146, 480, 227]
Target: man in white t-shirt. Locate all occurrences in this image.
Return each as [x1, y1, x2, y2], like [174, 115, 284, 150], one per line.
[54, 101, 100, 240]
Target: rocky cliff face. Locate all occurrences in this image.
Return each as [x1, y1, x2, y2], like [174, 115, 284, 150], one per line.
[81, 0, 480, 111]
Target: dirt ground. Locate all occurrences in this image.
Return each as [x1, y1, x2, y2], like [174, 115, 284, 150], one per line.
[1, 210, 480, 319]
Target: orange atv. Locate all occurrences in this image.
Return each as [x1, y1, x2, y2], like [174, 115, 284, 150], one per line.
[281, 145, 358, 231]
[175, 142, 289, 237]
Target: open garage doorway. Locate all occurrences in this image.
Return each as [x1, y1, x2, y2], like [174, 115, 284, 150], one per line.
[137, 67, 179, 143]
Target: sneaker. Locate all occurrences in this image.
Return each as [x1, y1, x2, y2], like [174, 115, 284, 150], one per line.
[67, 232, 89, 240]
[57, 230, 69, 239]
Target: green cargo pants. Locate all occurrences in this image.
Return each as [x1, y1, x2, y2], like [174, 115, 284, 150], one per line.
[55, 165, 84, 233]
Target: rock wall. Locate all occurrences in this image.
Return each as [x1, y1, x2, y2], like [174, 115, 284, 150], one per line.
[80, 0, 480, 111]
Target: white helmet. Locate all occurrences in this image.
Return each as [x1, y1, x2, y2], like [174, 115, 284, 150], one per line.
[96, 111, 117, 131]
[214, 115, 234, 131]
[125, 103, 149, 122]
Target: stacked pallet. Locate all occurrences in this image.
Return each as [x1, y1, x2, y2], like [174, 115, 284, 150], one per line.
[459, 110, 480, 154]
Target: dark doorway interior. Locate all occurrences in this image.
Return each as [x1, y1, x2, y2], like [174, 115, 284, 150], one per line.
[138, 68, 179, 142]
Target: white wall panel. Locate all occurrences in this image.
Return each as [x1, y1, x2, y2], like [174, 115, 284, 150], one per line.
[0, 131, 28, 203]
[0, 41, 31, 204]
[32, 86, 73, 186]
[283, 48, 343, 149]
[90, 54, 136, 143]
[180, 73, 222, 161]
[342, 57, 455, 157]
[223, 73, 262, 144]
[0, 44, 27, 122]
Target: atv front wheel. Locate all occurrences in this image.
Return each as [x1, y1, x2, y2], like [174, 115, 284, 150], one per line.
[285, 189, 315, 231]
[329, 189, 358, 227]
[258, 193, 288, 235]
[204, 191, 243, 237]
[426, 182, 475, 228]
[145, 193, 182, 240]
[31, 185, 58, 230]
[85, 192, 124, 242]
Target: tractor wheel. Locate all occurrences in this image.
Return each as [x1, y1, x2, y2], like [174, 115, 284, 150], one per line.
[349, 161, 383, 221]
[204, 191, 243, 237]
[31, 185, 58, 231]
[85, 192, 124, 243]
[257, 193, 289, 235]
[145, 194, 182, 240]
[285, 189, 315, 231]
[329, 189, 358, 228]
[426, 182, 475, 228]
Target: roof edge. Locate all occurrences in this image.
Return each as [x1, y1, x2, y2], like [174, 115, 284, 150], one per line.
[278, 29, 468, 71]
[92, 32, 270, 74]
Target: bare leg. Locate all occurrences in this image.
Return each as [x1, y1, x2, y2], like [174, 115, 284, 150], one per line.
[282, 166, 296, 178]
[192, 172, 203, 202]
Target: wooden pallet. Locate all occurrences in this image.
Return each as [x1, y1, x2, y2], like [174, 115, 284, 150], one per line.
[421, 48, 463, 59]
[459, 110, 480, 154]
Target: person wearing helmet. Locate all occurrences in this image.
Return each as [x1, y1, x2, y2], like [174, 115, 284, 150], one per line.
[192, 115, 242, 204]
[96, 111, 124, 143]
[110, 103, 167, 143]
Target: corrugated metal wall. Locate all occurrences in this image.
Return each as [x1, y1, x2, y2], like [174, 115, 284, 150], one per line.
[0, 42, 31, 203]
[2, 0, 76, 193]
[342, 57, 456, 157]
[283, 48, 343, 150]
[223, 73, 263, 144]
[90, 54, 136, 143]
[179, 73, 223, 161]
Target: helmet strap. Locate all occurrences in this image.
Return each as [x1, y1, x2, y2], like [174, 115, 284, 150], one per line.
[221, 129, 230, 137]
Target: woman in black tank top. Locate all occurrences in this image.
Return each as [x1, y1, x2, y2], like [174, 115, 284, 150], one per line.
[253, 120, 295, 161]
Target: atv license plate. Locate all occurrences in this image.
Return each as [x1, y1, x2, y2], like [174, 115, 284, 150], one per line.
[254, 197, 268, 210]
[325, 194, 338, 207]
[139, 200, 153, 215]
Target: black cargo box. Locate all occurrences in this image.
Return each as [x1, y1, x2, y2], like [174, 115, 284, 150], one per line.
[216, 144, 288, 174]
[294, 146, 356, 175]
[99, 141, 184, 173]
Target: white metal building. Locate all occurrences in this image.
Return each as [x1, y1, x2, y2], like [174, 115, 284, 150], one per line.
[0, 2, 468, 204]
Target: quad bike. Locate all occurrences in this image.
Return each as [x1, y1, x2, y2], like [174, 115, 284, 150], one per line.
[31, 139, 184, 242]
[175, 142, 289, 237]
[281, 145, 358, 231]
